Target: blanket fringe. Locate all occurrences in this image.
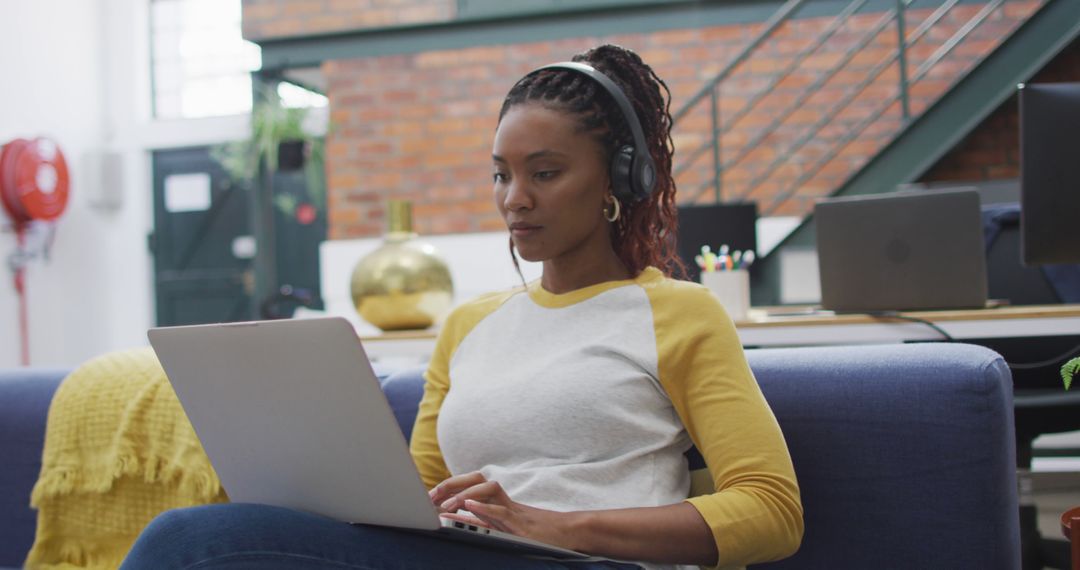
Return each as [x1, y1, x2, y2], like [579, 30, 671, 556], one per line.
[25, 536, 126, 570]
[31, 454, 221, 506]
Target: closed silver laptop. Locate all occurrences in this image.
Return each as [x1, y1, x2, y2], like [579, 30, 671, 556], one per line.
[814, 189, 988, 312]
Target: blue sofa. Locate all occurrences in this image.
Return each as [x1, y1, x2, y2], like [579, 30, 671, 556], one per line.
[0, 343, 1019, 569]
[0, 368, 68, 569]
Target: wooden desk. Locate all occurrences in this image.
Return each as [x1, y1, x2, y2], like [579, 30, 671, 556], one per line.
[360, 304, 1080, 362]
[738, 304, 1080, 347]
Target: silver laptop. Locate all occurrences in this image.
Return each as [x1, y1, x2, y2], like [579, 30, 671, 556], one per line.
[147, 317, 591, 560]
[814, 189, 988, 312]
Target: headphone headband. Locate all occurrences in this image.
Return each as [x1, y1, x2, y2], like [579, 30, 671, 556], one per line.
[534, 62, 650, 158]
[520, 61, 657, 202]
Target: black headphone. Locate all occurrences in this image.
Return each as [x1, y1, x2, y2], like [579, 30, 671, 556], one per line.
[522, 62, 657, 203]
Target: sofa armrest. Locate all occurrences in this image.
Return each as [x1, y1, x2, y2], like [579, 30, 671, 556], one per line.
[0, 368, 70, 568]
[748, 343, 1018, 570]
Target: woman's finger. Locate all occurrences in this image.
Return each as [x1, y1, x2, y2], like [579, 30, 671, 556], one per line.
[438, 511, 491, 528]
[463, 499, 515, 534]
[429, 472, 487, 505]
[440, 480, 508, 512]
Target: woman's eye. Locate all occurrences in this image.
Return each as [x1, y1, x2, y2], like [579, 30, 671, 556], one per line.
[492, 172, 508, 183]
[534, 170, 558, 181]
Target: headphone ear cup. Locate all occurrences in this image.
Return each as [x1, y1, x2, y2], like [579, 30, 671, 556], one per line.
[609, 145, 635, 202]
[633, 153, 657, 201]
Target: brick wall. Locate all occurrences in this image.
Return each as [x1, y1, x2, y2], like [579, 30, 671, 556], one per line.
[241, 0, 454, 41]
[317, 1, 1040, 238]
[920, 34, 1080, 183]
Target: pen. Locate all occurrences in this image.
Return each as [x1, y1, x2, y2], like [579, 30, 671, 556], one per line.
[700, 246, 716, 273]
[716, 244, 731, 271]
[739, 250, 755, 270]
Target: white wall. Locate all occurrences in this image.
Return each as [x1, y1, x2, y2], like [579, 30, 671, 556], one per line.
[0, 0, 247, 368]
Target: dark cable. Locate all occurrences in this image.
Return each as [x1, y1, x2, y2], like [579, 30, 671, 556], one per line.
[863, 311, 955, 341]
[863, 310, 1080, 371]
[1004, 342, 1080, 371]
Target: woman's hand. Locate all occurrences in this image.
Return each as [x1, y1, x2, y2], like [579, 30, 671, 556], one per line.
[430, 472, 719, 565]
[429, 472, 580, 551]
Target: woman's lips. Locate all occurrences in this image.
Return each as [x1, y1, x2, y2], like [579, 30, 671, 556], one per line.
[509, 223, 542, 237]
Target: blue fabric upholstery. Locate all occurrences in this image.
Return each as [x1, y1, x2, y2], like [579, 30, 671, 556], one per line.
[377, 343, 1019, 569]
[380, 367, 426, 443]
[746, 343, 1018, 569]
[0, 368, 69, 568]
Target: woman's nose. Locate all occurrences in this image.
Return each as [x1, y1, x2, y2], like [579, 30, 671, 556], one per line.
[502, 178, 532, 212]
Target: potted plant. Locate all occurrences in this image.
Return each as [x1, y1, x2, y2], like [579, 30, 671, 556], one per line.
[211, 87, 326, 224]
[1063, 356, 1079, 390]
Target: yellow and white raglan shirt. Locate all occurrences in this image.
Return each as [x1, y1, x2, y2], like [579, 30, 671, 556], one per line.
[409, 267, 803, 569]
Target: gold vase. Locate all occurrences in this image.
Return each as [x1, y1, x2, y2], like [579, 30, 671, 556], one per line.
[349, 200, 454, 331]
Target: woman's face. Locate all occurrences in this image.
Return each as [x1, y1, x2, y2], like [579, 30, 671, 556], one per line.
[492, 103, 613, 264]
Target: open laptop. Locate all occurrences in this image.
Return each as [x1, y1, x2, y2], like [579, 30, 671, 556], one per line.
[814, 189, 988, 312]
[147, 317, 591, 560]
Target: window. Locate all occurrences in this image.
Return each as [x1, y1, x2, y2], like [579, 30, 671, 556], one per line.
[150, 0, 262, 119]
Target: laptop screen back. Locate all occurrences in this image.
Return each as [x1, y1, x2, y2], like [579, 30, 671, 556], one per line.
[814, 189, 988, 312]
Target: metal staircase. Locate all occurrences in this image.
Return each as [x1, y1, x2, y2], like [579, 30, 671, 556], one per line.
[673, 0, 1043, 214]
[669, 0, 1080, 304]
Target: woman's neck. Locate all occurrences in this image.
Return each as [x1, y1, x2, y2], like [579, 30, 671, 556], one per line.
[540, 252, 631, 294]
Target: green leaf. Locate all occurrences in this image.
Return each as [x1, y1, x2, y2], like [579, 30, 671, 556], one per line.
[209, 84, 328, 220]
[274, 194, 298, 217]
[1062, 357, 1080, 390]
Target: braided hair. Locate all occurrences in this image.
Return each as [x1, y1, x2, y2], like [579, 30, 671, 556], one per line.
[499, 44, 685, 279]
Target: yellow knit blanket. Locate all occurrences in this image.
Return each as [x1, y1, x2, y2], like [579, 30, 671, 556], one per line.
[26, 347, 227, 569]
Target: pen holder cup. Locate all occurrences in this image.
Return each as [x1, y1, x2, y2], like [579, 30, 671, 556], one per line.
[700, 270, 750, 322]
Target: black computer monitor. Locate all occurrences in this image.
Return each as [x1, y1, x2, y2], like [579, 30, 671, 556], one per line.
[1019, 82, 1080, 265]
[676, 203, 757, 283]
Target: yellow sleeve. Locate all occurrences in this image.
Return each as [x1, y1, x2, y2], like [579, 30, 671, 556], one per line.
[647, 281, 803, 567]
[408, 289, 517, 490]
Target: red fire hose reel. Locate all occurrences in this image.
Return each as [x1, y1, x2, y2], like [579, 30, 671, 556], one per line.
[0, 137, 71, 365]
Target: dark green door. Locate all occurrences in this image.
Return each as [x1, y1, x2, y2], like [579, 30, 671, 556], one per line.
[151, 147, 255, 326]
[151, 146, 326, 326]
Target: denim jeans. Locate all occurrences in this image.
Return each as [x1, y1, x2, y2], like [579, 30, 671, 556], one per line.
[120, 503, 644, 570]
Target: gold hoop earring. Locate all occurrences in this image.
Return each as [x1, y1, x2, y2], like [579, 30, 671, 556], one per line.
[603, 196, 621, 223]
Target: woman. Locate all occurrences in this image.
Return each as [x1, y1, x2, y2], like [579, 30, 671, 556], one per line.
[122, 44, 802, 570]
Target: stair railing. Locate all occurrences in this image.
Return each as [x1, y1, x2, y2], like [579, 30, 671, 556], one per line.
[671, 0, 1028, 216]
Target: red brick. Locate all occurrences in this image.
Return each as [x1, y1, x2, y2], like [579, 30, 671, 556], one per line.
[397, 104, 437, 120]
[441, 132, 489, 150]
[650, 28, 701, 47]
[379, 154, 424, 170]
[259, 20, 305, 38]
[283, 1, 323, 16]
[379, 88, 418, 103]
[400, 137, 440, 154]
[329, 206, 362, 225]
[242, 3, 281, 22]
[380, 122, 424, 137]
[363, 171, 403, 189]
[357, 107, 395, 121]
[424, 152, 480, 169]
[423, 117, 468, 136]
[326, 140, 353, 159]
